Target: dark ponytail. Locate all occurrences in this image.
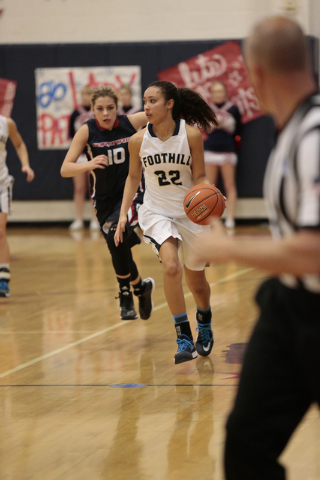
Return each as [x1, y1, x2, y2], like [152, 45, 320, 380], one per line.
[148, 80, 218, 133]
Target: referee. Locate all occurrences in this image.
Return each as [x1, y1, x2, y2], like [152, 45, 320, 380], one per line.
[193, 16, 320, 480]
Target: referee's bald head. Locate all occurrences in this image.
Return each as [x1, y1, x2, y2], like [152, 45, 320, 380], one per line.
[245, 16, 310, 75]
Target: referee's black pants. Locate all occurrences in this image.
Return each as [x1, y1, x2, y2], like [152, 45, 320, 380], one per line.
[224, 277, 320, 480]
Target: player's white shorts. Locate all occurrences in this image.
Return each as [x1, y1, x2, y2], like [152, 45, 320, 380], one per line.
[204, 151, 237, 166]
[76, 154, 88, 164]
[0, 175, 14, 215]
[138, 204, 209, 271]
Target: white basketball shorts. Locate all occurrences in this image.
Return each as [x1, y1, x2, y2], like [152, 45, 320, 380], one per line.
[204, 151, 237, 166]
[138, 204, 209, 271]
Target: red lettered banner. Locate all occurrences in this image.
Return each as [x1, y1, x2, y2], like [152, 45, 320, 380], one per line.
[158, 40, 263, 124]
[0, 78, 17, 117]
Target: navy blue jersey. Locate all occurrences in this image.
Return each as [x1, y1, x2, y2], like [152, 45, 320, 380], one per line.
[204, 102, 241, 153]
[85, 115, 136, 201]
[85, 115, 143, 225]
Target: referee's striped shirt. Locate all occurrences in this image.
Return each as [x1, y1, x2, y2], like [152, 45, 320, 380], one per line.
[264, 92, 320, 293]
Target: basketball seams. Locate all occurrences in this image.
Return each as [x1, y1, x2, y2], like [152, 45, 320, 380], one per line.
[184, 183, 225, 224]
[185, 192, 219, 212]
[184, 187, 217, 203]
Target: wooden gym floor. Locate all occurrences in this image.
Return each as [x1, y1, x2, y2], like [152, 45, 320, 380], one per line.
[0, 225, 319, 480]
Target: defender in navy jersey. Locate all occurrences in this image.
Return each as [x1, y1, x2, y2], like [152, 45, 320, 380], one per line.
[115, 81, 219, 364]
[193, 17, 320, 480]
[61, 85, 154, 321]
[85, 114, 143, 226]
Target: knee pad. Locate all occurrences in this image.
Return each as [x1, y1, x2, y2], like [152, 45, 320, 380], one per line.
[105, 223, 133, 276]
[105, 223, 129, 247]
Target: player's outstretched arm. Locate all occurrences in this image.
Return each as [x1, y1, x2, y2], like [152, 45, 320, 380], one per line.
[192, 219, 320, 276]
[60, 125, 109, 178]
[114, 133, 143, 246]
[8, 118, 34, 182]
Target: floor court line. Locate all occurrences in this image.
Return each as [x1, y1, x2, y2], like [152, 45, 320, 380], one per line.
[0, 384, 237, 387]
[0, 331, 107, 334]
[0, 267, 253, 379]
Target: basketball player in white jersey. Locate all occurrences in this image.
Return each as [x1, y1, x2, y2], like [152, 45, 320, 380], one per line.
[0, 115, 34, 297]
[115, 80, 218, 364]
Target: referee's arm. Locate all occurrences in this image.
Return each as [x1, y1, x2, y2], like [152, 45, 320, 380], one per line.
[192, 223, 320, 276]
[191, 128, 320, 276]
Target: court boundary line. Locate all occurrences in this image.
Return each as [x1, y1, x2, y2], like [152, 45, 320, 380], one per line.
[0, 384, 238, 387]
[0, 267, 253, 379]
[0, 331, 110, 334]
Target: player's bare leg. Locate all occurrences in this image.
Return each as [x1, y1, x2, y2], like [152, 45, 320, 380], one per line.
[159, 238, 197, 364]
[185, 266, 214, 356]
[205, 163, 219, 186]
[70, 173, 86, 230]
[221, 162, 237, 229]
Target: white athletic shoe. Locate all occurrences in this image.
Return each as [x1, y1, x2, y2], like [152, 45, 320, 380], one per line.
[69, 219, 84, 231]
[89, 220, 100, 231]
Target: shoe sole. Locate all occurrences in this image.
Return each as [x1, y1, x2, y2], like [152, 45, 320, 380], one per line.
[120, 310, 138, 320]
[140, 277, 155, 320]
[174, 350, 198, 364]
[195, 340, 213, 357]
[0, 292, 10, 298]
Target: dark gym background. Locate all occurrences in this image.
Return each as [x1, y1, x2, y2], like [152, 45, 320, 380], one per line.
[0, 37, 317, 201]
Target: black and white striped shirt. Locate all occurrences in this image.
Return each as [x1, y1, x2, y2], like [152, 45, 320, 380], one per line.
[264, 92, 320, 293]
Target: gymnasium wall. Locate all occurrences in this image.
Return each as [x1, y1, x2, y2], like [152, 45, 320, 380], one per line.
[0, 0, 313, 45]
[0, 40, 274, 201]
[310, 0, 320, 40]
[0, 0, 318, 207]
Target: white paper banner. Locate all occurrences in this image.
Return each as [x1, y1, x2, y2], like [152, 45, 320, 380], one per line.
[35, 66, 142, 150]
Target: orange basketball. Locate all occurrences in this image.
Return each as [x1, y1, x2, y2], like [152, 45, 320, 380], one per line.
[184, 184, 225, 225]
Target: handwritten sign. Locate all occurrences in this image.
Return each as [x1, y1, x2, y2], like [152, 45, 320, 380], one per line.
[35, 66, 142, 149]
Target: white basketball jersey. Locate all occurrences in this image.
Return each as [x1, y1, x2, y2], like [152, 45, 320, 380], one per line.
[0, 116, 9, 184]
[139, 119, 194, 217]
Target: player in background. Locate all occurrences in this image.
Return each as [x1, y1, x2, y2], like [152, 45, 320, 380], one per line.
[115, 81, 218, 364]
[204, 81, 241, 230]
[0, 115, 34, 297]
[68, 86, 100, 231]
[61, 85, 154, 321]
[117, 84, 141, 115]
